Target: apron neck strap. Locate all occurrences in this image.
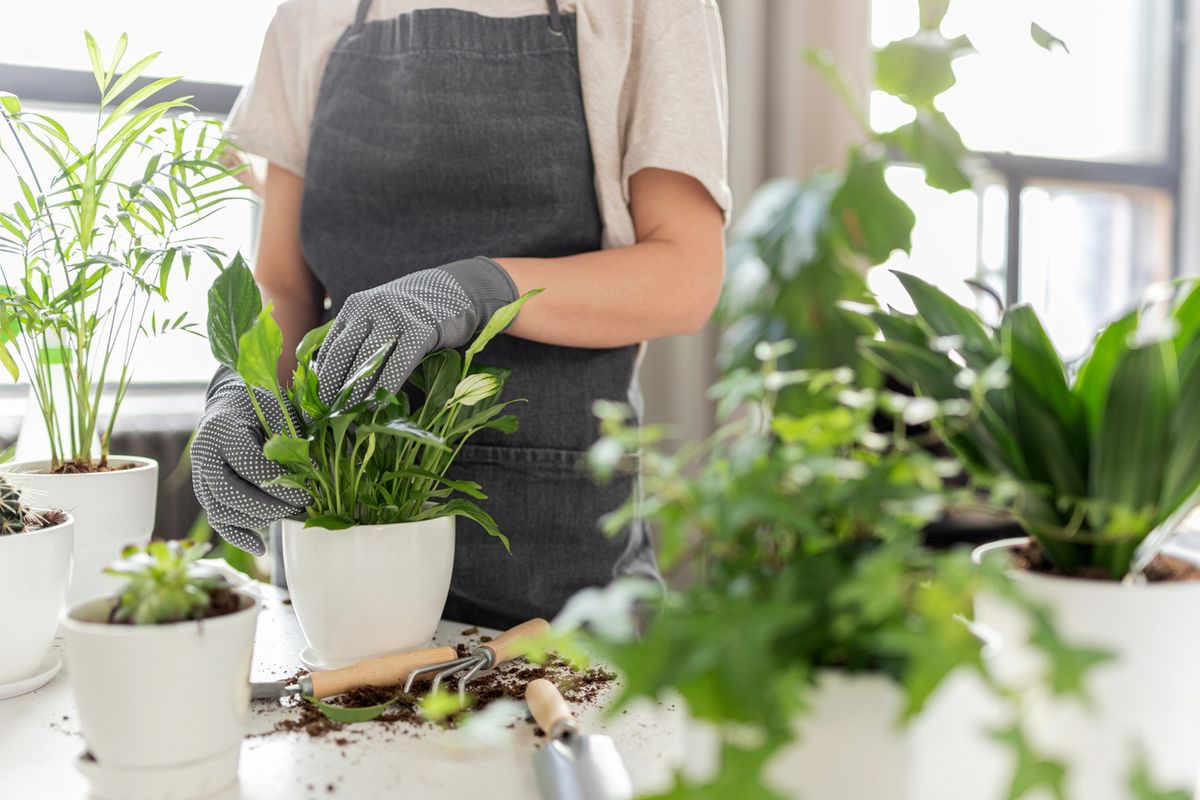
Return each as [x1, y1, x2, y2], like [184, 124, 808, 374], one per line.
[353, 0, 373, 31]
[545, 0, 563, 33]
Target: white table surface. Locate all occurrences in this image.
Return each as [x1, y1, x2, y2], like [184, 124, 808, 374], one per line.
[0, 583, 687, 800]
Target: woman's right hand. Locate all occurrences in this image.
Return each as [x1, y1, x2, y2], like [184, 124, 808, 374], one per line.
[190, 367, 311, 555]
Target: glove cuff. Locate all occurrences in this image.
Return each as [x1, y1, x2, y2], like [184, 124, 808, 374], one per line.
[442, 256, 519, 331]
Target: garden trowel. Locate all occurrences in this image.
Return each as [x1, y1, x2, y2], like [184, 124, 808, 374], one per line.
[251, 644, 458, 703]
[526, 678, 633, 800]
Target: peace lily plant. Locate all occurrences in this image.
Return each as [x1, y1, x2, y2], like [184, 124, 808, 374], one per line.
[206, 255, 538, 666]
[0, 34, 242, 604]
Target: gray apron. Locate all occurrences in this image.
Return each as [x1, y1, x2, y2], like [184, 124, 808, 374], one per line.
[297, 0, 658, 629]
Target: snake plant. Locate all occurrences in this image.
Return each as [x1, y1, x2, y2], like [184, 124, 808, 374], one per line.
[861, 272, 1200, 579]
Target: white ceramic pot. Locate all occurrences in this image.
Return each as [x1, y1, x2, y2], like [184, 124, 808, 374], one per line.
[0, 514, 73, 684]
[62, 591, 259, 799]
[281, 515, 455, 668]
[10, 457, 158, 605]
[974, 537, 1200, 798]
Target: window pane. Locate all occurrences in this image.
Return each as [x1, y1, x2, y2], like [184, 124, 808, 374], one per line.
[1019, 183, 1172, 358]
[871, 0, 1174, 163]
[1, 2, 285, 86]
[0, 102, 255, 384]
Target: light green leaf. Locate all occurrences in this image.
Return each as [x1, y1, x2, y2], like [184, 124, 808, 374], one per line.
[307, 694, 395, 723]
[884, 109, 973, 193]
[236, 304, 284, 392]
[875, 33, 974, 108]
[1031, 23, 1069, 54]
[831, 153, 915, 263]
[296, 320, 334, 366]
[263, 434, 310, 466]
[102, 50, 159, 106]
[304, 514, 356, 531]
[0, 92, 20, 115]
[448, 373, 500, 407]
[84, 31, 107, 91]
[0, 341, 19, 382]
[463, 289, 542, 371]
[100, 76, 181, 131]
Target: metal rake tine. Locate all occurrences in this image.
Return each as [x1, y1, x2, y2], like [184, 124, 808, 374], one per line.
[456, 656, 488, 703]
[432, 654, 486, 696]
[403, 654, 475, 694]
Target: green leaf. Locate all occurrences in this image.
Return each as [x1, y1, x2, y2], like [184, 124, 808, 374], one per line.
[296, 320, 333, 366]
[1090, 341, 1176, 530]
[236, 304, 284, 392]
[84, 31, 107, 91]
[1031, 23, 1069, 54]
[380, 468, 486, 499]
[101, 51, 160, 106]
[448, 373, 500, 407]
[358, 419, 450, 451]
[830, 153, 915, 263]
[330, 340, 393, 412]
[207, 253, 262, 370]
[263, 434, 310, 466]
[875, 33, 974, 108]
[894, 270, 997, 365]
[304, 514, 356, 531]
[0, 342, 19, 381]
[991, 723, 1068, 800]
[463, 289, 542, 371]
[1074, 308, 1137, 438]
[0, 92, 20, 115]
[423, 499, 509, 553]
[307, 694, 395, 723]
[419, 685, 466, 721]
[1129, 752, 1191, 800]
[919, 0, 951, 30]
[884, 109, 973, 193]
[100, 76, 181, 131]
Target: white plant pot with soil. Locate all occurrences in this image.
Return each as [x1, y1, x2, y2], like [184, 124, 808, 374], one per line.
[10, 457, 158, 605]
[62, 591, 260, 800]
[0, 514, 73, 687]
[281, 515, 456, 669]
[974, 537, 1200, 799]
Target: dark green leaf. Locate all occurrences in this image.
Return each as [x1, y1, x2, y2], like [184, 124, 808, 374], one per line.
[423, 499, 509, 553]
[830, 153, 915, 263]
[207, 253, 262, 370]
[1073, 309, 1136, 438]
[894, 270, 997, 365]
[884, 109, 973, 193]
[307, 694, 395, 723]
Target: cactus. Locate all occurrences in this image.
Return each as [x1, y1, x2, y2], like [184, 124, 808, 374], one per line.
[0, 476, 27, 535]
[105, 540, 233, 625]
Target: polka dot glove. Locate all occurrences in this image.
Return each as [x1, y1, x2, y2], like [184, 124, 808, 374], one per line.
[316, 257, 518, 407]
[191, 366, 311, 555]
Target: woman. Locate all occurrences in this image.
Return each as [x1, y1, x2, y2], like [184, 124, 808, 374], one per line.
[192, 0, 729, 629]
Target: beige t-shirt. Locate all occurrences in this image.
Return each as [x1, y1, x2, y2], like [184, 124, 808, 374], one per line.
[226, 0, 731, 250]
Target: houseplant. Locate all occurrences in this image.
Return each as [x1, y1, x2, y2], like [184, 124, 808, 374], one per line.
[63, 539, 258, 800]
[205, 255, 537, 667]
[0, 34, 243, 603]
[0, 474, 73, 696]
[584, 342, 1102, 800]
[862, 272, 1200, 797]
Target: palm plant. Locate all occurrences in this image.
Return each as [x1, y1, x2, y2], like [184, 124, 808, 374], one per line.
[862, 272, 1200, 579]
[0, 33, 243, 470]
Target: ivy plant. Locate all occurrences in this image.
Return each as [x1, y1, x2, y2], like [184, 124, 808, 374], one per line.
[585, 342, 1109, 799]
[861, 272, 1200, 580]
[0, 34, 243, 469]
[206, 254, 539, 544]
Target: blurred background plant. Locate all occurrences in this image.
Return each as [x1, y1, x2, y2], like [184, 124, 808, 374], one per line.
[105, 538, 232, 625]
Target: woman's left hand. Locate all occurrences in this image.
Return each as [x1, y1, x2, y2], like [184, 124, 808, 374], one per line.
[314, 257, 518, 406]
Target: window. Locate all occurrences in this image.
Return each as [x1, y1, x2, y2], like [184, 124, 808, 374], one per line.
[869, 0, 1185, 359]
[0, 3, 284, 384]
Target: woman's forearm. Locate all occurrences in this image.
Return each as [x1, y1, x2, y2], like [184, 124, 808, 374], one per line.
[498, 168, 725, 349]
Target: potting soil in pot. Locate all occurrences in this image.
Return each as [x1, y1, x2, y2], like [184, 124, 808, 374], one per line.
[1011, 541, 1200, 583]
[262, 629, 616, 739]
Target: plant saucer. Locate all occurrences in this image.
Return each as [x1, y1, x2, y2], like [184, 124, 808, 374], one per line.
[74, 744, 240, 800]
[299, 646, 337, 672]
[0, 653, 62, 701]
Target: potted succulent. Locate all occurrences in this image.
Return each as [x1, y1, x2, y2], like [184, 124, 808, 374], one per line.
[0, 474, 73, 697]
[863, 272, 1200, 798]
[63, 540, 258, 800]
[0, 34, 242, 604]
[204, 256, 536, 668]
[584, 343, 1096, 800]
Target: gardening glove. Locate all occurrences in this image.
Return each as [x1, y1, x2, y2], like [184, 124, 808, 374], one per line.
[191, 366, 311, 555]
[315, 257, 518, 408]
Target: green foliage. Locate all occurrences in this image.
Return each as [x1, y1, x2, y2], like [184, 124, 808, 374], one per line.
[587, 346, 1102, 799]
[0, 34, 244, 467]
[205, 255, 538, 546]
[105, 539, 232, 625]
[1128, 753, 1191, 800]
[863, 273, 1200, 578]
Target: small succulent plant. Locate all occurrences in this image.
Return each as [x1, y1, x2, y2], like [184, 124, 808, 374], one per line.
[105, 540, 232, 625]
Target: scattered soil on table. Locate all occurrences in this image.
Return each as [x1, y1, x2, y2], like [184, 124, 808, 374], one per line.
[50, 460, 138, 474]
[105, 585, 244, 624]
[265, 637, 617, 740]
[1011, 541, 1200, 582]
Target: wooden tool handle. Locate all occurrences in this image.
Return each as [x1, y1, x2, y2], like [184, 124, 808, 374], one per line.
[307, 645, 458, 699]
[482, 617, 550, 666]
[526, 678, 574, 737]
